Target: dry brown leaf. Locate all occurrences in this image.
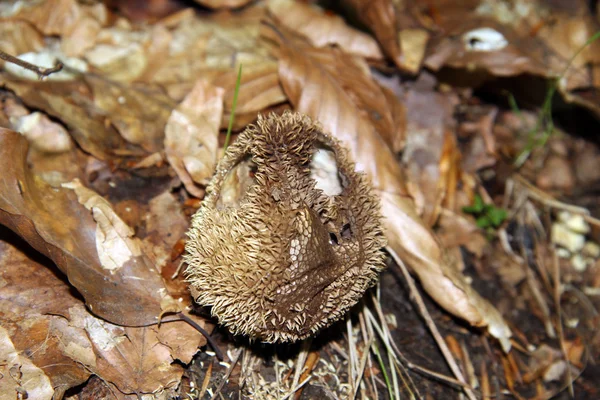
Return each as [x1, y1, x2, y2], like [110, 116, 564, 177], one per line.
[84, 76, 175, 152]
[267, 0, 384, 60]
[193, 0, 253, 9]
[0, 129, 166, 326]
[270, 25, 512, 350]
[165, 79, 224, 197]
[0, 21, 44, 61]
[10, 111, 73, 153]
[344, 0, 428, 73]
[0, 326, 54, 400]
[0, 236, 94, 398]
[424, 0, 600, 92]
[401, 75, 459, 224]
[0, 235, 202, 397]
[142, 191, 189, 271]
[151, 5, 272, 88]
[0, 77, 124, 160]
[216, 63, 287, 130]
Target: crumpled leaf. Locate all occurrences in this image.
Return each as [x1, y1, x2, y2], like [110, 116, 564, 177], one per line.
[0, 234, 204, 397]
[267, 0, 384, 59]
[269, 25, 512, 351]
[0, 129, 165, 326]
[165, 79, 224, 197]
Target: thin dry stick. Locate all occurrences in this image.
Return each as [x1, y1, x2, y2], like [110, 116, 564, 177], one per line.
[513, 175, 600, 228]
[346, 318, 357, 386]
[552, 249, 575, 398]
[351, 337, 375, 399]
[359, 307, 379, 400]
[0, 50, 63, 79]
[292, 338, 312, 391]
[387, 248, 478, 400]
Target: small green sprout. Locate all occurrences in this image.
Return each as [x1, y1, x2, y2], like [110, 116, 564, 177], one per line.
[462, 194, 507, 230]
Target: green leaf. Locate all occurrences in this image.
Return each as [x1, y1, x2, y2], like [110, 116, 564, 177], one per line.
[487, 207, 507, 227]
[476, 216, 491, 229]
[463, 194, 484, 214]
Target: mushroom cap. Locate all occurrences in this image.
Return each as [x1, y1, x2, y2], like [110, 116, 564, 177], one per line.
[185, 111, 386, 342]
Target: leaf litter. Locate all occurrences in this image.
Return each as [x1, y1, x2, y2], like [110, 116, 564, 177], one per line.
[0, 0, 599, 399]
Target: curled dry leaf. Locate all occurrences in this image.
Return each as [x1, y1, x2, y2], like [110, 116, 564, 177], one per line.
[267, 0, 384, 60]
[165, 79, 225, 197]
[269, 25, 512, 350]
[0, 129, 166, 326]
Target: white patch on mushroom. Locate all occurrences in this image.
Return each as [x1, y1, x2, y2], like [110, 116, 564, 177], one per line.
[310, 147, 343, 196]
[463, 28, 508, 52]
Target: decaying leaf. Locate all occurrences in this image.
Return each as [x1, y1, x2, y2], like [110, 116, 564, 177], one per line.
[193, 0, 253, 9]
[0, 235, 203, 397]
[185, 112, 386, 342]
[0, 326, 54, 400]
[0, 129, 165, 326]
[344, 0, 428, 73]
[1, 78, 124, 160]
[267, 0, 384, 60]
[269, 24, 512, 350]
[165, 79, 225, 197]
[217, 63, 287, 130]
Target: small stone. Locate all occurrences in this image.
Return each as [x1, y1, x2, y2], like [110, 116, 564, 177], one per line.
[557, 211, 590, 234]
[571, 254, 587, 272]
[582, 242, 600, 258]
[552, 223, 585, 253]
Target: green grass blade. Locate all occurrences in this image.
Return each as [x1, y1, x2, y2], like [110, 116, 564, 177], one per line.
[223, 64, 243, 157]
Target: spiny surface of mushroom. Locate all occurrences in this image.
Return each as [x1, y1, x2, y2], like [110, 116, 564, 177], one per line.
[185, 111, 386, 342]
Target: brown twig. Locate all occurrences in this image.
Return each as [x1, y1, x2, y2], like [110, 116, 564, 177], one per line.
[0, 50, 63, 79]
[177, 311, 224, 361]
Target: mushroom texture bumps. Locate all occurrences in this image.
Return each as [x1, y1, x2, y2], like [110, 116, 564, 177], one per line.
[185, 112, 386, 342]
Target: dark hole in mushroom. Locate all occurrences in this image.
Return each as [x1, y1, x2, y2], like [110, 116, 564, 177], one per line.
[329, 232, 339, 245]
[341, 223, 352, 239]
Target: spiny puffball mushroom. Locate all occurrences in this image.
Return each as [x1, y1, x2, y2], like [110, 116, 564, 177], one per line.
[185, 111, 386, 342]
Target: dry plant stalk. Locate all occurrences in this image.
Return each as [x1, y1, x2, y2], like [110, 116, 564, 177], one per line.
[185, 112, 386, 342]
